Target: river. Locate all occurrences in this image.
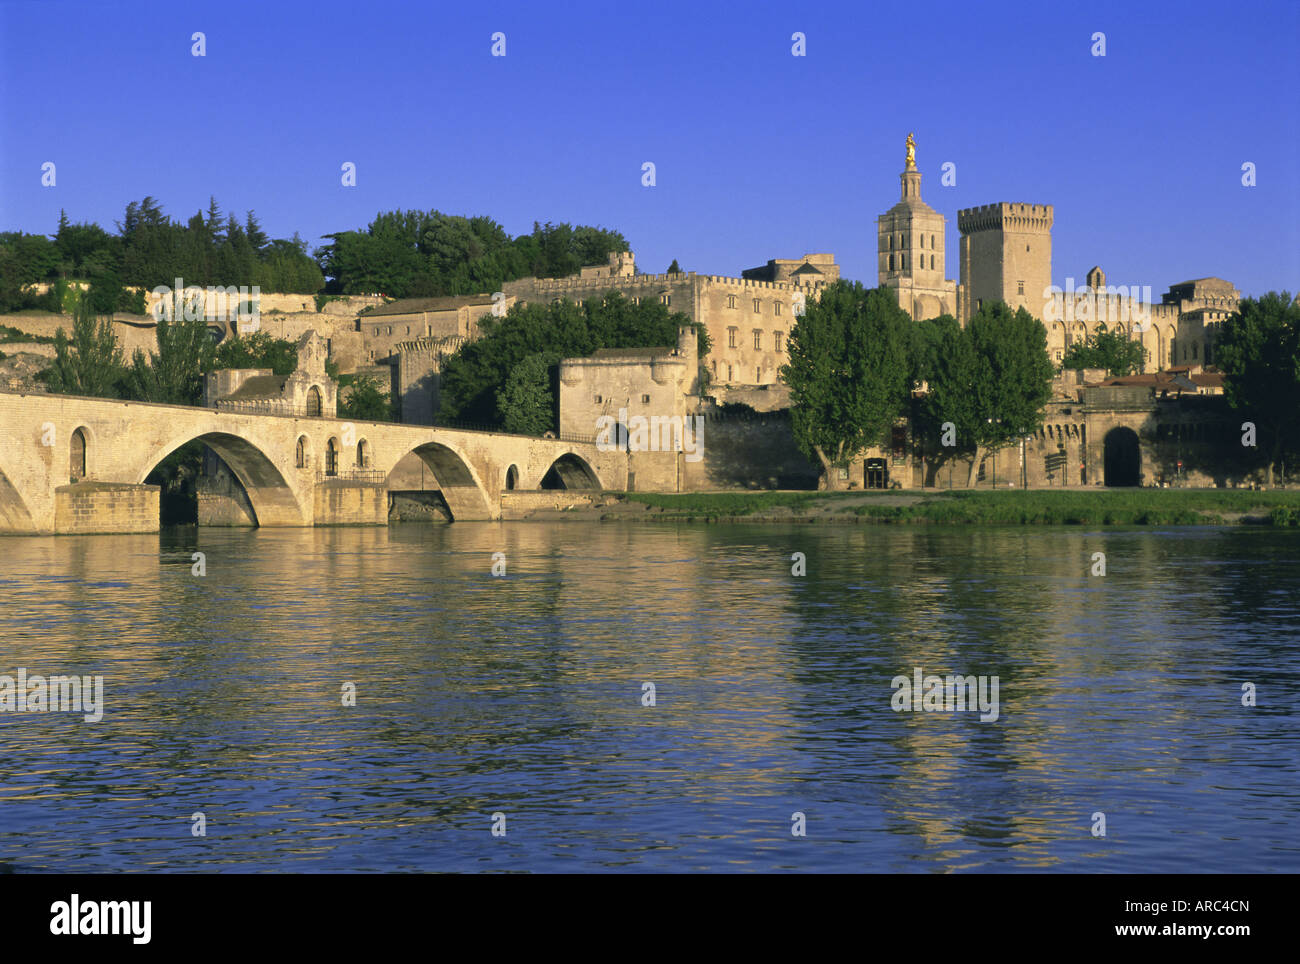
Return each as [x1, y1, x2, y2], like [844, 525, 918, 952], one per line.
[1, 523, 1296, 872]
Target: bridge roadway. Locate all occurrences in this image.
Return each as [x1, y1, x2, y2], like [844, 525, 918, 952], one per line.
[0, 391, 622, 534]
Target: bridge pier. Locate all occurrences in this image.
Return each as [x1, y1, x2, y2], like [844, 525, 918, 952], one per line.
[54, 482, 159, 535]
[314, 479, 388, 526]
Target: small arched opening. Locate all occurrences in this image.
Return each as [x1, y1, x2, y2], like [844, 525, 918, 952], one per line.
[295, 435, 310, 469]
[70, 427, 88, 482]
[505, 465, 519, 491]
[325, 437, 339, 477]
[357, 438, 370, 469]
[306, 386, 323, 417]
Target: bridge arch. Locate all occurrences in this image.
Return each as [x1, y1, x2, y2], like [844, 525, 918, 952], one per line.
[0, 462, 36, 534]
[386, 440, 493, 521]
[138, 430, 307, 527]
[541, 452, 602, 490]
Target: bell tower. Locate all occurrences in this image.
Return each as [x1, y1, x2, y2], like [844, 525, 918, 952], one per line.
[877, 134, 956, 320]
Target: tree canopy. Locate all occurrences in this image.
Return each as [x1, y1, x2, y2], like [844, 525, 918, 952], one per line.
[40, 295, 127, 398]
[440, 292, 707, 432]
[0, 198, 324, 314]
[1062, 328, 1147, 375]
[316, 212, 628, 299]
[919, 301, 1055, 485]
[1216, 291, 1300, 484]
[781, 280, 913, 486]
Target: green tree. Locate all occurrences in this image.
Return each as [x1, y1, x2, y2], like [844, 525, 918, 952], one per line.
[780, 281, 913, 488]
[212, 331, 299, 375]
[440, 292, 703, 427]
[41, 295, 127, 398]
[1062, 328, 1146, 375]
[910, 313, 960, 387]
[920, 301, 1055, 486]
[1216, 291, 1300, 485]
[339, 375, 393, 422]
[130, 310, 214, 405]
[667, 259, 681, 274]
[496, 353, 558, 435]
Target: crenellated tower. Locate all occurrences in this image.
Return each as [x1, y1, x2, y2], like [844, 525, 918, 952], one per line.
[957, 202, 1053, 322]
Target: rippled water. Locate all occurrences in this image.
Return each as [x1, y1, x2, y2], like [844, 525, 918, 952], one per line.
[0, 522, 1296, 872]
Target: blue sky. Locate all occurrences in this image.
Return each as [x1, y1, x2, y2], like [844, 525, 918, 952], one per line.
[2, 0, 1297, 297]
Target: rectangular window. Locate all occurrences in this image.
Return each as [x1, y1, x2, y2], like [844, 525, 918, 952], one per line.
[755, 367, 761, 383]
[753, 330, 762, 350]
[774, 302, 781, 316]
[641, 394, 650, 403]
[727, 294, 736, 308]
[753, 298, 761, 313]
[774, 331, 784, 352]
[728, 328, 737, 349]
[1017, 281, 1025, 296]
[595, 395, 603, 404]
[661, 294, 671, 306]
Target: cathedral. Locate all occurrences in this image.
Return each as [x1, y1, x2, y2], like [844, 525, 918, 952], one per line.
[876, 134, 1237, 373]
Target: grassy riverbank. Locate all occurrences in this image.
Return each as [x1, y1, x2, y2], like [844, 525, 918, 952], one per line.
[617, 489, 1300, 526]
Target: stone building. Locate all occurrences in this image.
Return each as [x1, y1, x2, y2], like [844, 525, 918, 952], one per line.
[743, 253, 840, 285]
[359, 293, 511, 364]
[203, 330, 337, 417]
[504, 250, 834, 392]
[558, 326, 699, 492]
[392, 334, 467, 425]
[1039, 270, 1240, 371]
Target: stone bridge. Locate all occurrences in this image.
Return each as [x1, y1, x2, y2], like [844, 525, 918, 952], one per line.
[0, 391, 624, 534]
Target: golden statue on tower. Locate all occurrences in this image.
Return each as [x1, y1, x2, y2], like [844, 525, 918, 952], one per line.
[905, 132, 916, 170]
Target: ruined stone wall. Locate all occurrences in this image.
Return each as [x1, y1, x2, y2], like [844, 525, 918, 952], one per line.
[681, 411, 820, 491]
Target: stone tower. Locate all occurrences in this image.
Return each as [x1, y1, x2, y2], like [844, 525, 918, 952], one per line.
[957, 202, 1053, 322]
[877, 134, 957, 320]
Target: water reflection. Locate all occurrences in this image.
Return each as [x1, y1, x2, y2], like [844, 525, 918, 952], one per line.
[0, 524, 1296, 871]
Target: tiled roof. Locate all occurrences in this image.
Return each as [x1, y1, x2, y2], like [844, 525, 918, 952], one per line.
[365, 295, 495, 317]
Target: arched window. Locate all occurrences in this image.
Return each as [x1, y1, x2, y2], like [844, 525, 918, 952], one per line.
[888, 255, 894, 271]
[889, 234, 895, 250]
[505, 465, 519, 491]
[930, 255, 935, 270]
[70, 428, 87, 482]
[325, 437, 339, 476]
[295, 435, 309, 468]
[306, 386, 322, 417]
[931, 234, 937, 248]
[356, 438, 370, 469]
